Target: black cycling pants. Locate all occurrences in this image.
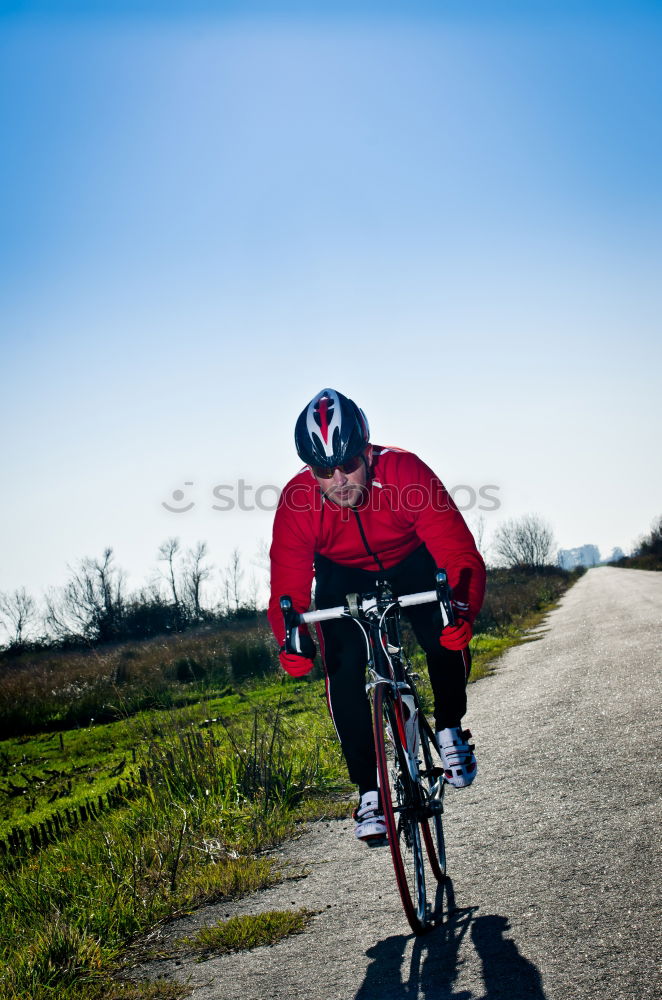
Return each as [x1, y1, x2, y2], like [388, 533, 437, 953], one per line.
[314, 545, 471, 795]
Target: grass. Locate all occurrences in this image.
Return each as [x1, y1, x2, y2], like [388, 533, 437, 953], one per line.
[181, 908, 315, 956]
[0, 678, 333, 841]
[469, 632, 520, 680]
[0, 620, 277, 738]
[0, 681, 351, 1000]
[2, 631, 519, 844]
[97, 984, 191, 999]
[1, 719, 142, 839]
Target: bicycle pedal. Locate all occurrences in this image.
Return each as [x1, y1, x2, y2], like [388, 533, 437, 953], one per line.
[365, 835, 389, 848]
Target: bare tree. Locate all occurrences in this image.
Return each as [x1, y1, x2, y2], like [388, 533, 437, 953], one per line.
[492, 514, 556, 569]
[0, 587, 37, 647]
[183, 541, 211, 619]
[44, 588, 73, 642]
[45, 548, 126, 643]
[245, 572, 260, 613]
[248, 538, 271, 611]
[219, 571, 232, 616]
[158, 537, 182, 610]
[253, 538, 270, 571]
[468, 514, 488, 560]
[220, 548, 244, 614]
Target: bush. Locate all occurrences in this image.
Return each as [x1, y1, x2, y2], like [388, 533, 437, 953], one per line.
[121, 598, 189, 639]
[174, 656, 208, 683]
[613, 515, 662, 570]
[638, 515, 662, 558]
[0, 629, 234, 737]
[229, 637, 278, 683]
[475, 566, 583, 634]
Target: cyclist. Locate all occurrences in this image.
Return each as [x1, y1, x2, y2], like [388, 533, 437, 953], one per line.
[268, 388, 486, 842]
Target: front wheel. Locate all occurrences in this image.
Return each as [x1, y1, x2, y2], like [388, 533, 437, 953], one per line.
[373, 683, 429, 934]
[418, 714, 447, 881]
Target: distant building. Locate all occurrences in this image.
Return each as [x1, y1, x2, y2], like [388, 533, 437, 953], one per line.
[557, 545, 601, 570]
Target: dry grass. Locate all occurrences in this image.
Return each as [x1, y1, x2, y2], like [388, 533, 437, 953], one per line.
[0, 621, 278, 736]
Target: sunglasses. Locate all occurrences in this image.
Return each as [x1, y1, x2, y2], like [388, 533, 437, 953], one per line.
[311, 454, 364, 479]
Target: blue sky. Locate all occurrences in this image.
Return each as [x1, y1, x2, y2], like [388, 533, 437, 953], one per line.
[1, 1, 660, 612]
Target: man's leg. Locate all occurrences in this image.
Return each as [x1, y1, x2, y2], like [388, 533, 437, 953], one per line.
[314, 556, 387, 840]
[317, 615, 378, 794]
[406, 616, 471, 730]
[386, 546, 477, 787]
[406, 612, 477, 786]
[385, 546, 470, 729]
[314, 556, 378, 795]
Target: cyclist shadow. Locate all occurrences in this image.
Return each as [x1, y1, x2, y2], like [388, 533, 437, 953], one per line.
[470, 912, 547, 1000]
[354, 880, 548, 1000]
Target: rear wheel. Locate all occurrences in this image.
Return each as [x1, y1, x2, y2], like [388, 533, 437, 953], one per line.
[373, 683, 429, 934]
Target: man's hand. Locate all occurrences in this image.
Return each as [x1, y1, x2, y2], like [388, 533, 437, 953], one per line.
[439, 618, 472, 651]
[279, 626, 316, 677]
[279, 651, 315, 677]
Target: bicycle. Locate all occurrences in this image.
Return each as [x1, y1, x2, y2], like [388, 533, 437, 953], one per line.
[280, 568, 457, 934]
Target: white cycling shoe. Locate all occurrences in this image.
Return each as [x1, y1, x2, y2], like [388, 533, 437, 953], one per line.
[436, 727, 478, 788]
[353, 791, 387, 842]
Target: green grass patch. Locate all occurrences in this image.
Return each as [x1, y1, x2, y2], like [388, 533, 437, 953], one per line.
[0, 677, 338, 841]
[1, 976, 192, 1000]
[469, 632, 517, 681]
[0, 679, 350, 1000]
[182, 908, 314, 956]
[0, 721, 141, 839]
[98, 983, 191, 1000]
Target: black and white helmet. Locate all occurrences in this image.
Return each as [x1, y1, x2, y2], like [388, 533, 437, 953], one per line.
[294, 388, 370, 469]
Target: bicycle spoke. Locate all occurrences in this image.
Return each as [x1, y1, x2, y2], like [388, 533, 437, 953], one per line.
[374, 683, 428, 934]
[418, 714, 447, 882]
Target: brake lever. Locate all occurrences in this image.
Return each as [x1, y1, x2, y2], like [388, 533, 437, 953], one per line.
[435, 570, 455, 628]
[279, 595, 298, 653]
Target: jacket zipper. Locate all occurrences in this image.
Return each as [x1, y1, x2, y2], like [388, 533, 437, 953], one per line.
[352, 508, 386, 572]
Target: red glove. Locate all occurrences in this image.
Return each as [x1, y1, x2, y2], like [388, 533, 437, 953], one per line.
[279, 651, 314, 677]
[439, 618, 472, 651]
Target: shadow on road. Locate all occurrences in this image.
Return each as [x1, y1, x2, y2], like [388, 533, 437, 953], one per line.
[471, 914, 547, 1000]
[354, 880, 548, 1000]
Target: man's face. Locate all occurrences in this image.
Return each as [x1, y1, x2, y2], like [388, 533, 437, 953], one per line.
[311, 446, 372, 507]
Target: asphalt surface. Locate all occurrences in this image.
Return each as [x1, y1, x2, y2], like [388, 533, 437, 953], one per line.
[131, 567, 662, 1000]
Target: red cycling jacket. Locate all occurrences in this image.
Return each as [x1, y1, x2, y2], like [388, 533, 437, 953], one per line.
[267, 446, 486, 646]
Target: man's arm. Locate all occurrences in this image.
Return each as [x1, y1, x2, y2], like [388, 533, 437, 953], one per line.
[267, 481, 317, 648]
[401, 452, 486, 623]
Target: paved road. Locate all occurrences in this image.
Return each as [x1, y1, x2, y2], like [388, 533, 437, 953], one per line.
[133, 567, 662, 999]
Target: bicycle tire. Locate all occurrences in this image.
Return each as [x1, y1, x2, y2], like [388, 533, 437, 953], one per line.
[373, 682, 429, 934]
[418, 713, 447, 881]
